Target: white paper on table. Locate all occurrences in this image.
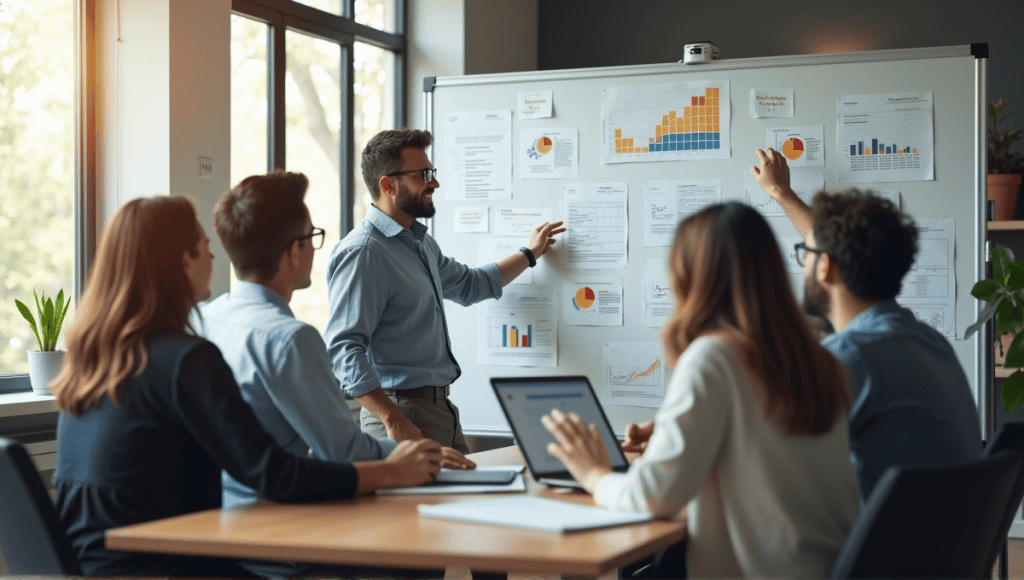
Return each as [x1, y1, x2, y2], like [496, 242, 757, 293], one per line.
[778, 236, 804, 275]
[751, 88, 794, 118]
[494, 207, 554, 237]
[644, 180, 721, 247]
[480, 237, 533, 285]
[643, 259, 672, 328]
[563, 183, 628, 269]
[453, 206, 489, 233]
[766, 126, 824, 168]
[563, 277, 623, 326]
[520, 127, 578, 180]
[837, 92, 934, 183]
[478, 286, 557, 367]
[445, 110, 512, 200]
[602, 342, 665, 408]
[744, 172, 823, 217]
[896, 218, 956, 337]
[518, 90, 553, 120]
[377, 465, 526, 496]
[418, 496, 653, 533]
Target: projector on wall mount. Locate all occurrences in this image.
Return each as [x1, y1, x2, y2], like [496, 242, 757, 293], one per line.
[682, 42, 720, 64]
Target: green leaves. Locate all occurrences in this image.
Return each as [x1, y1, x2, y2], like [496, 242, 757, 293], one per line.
[13, 289, 70, 352]
[969, 243, 1024, 414]
[1003, 371, 1024, 414]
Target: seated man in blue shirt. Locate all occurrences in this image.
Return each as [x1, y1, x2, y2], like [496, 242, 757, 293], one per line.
[751, 147, 982, 499]
[326, 129, 565, 452]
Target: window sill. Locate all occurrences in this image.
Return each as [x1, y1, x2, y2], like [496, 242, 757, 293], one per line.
[0, 391, 58, 418]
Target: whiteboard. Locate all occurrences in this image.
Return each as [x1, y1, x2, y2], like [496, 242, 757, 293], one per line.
[426, 46, 988, 437]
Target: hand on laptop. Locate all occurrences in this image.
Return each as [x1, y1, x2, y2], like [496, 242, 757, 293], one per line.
[542, 409, 612, 494]
[622, 420, 655, 454]
[441, 446, 477, 469]
[385, 439, 442, 486]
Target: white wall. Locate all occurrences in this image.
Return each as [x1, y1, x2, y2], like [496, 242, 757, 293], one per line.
[95, 0, 232, 296]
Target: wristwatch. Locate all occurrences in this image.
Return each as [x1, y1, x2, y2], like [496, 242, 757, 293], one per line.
[519, 247, 537, 268]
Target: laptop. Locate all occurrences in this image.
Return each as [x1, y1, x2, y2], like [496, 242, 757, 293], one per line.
[490, 376, 630, 488]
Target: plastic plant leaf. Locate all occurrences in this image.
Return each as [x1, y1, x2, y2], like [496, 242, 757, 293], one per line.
[1003, 370, 1024, 414]
[972, 279, 1003, 301]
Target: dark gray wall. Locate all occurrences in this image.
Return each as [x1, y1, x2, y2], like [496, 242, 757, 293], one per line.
[539, 0, 1024, 156]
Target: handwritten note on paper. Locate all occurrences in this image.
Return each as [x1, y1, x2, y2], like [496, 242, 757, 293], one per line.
[518, 90, 553, 120]
[453, 206, 489, 233]
[751, 88, 794, 118]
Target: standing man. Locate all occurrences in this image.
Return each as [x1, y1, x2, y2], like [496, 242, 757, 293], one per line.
[751, 147, 981, 499]
[326, 129, 565, 452]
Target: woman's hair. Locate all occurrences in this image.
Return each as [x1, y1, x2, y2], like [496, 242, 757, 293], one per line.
[51, 196, 202, 415]
[661, 202, 850, 436]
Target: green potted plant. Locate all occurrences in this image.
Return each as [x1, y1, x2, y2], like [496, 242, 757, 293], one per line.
[15, 289, 71, 396]
[988, 98, 1024, 220]
[967, 244, 1024, 412]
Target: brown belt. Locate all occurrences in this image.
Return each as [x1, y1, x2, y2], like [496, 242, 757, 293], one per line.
[382, 385, 450, 402]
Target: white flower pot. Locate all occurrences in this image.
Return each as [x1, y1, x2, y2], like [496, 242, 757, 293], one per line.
[27, 350, 66, 396]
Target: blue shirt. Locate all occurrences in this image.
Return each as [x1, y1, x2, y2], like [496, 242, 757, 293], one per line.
[196, 281, 396, 507]
[325, 205, 503, 398]
[823, 299, 982, 499]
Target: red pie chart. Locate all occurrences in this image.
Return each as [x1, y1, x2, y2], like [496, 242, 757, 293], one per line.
[782, 138, 804, 160]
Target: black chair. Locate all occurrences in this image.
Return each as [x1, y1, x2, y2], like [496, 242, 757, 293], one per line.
[0, 437, 81, 575]
[984, 422, 1024, 580]
[830, 451, 1020, 580]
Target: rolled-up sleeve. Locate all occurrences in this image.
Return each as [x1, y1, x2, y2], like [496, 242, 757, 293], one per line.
[433, 244, 503, 306]
[325, 243, 388, 399]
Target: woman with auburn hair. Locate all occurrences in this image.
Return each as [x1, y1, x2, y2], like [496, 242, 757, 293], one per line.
[543, 202, 859, 579]
[51, 196, 443, 578]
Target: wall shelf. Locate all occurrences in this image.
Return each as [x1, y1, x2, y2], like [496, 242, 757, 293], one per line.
[988, 221, 1024, 231]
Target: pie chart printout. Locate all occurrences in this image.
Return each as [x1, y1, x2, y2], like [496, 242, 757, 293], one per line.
[536, 136, 554, 155]
[573, 287, 596, 309]
[782, 137, 804, 160]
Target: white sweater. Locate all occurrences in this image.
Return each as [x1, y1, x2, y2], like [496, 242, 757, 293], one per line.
[594, 336, 860, 579]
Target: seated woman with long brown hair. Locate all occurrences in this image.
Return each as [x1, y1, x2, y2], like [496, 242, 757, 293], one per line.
[50, 196, 443, 577]
[543, 202, 859, 579]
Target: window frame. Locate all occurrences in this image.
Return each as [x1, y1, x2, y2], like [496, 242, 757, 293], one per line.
[0, 0, 96, 395]
[232, 0, 406, 234]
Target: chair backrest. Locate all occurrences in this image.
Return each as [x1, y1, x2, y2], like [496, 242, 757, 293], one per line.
[831, 450, 1021, 580]
[983, 422, 1024, 571]
[0, 437, 81, 575]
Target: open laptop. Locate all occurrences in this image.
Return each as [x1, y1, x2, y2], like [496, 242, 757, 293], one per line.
[490, 376, 630, 488]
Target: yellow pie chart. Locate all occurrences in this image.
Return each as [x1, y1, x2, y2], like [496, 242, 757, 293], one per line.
[782, 137, 804, 160]
[574, 287, 596, 309]
[536, 136, 554, 155]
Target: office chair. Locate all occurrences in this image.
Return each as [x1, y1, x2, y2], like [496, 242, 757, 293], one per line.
[984, 422, 1024, 580]
[830, 450, 1020, 580]
[0, 437, 81, 575]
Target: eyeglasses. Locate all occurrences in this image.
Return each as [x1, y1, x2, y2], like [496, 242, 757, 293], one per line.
[293, 227, 325, 250]
[386, 167, 438, 183]
[793, 242, 826, 266]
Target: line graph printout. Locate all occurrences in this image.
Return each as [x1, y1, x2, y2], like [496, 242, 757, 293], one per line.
[743, 172, 823, 217]
[837, 92, 934, 183]
[563, 183, 628, 269]
[603, 342, 665, 408]
[643, 259, 672, 327]
[602, 80, 730, 164]
[478, 286, 557, 367]
[644, 179, 721, 247]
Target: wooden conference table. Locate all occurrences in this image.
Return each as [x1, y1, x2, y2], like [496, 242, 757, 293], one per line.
[106, 446, 687, 577]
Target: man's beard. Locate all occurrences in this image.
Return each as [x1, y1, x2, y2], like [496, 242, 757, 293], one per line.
[802, 274, 831, 321]
[396, 186, 436, 219]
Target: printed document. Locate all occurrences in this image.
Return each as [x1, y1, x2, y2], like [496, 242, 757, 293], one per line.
[644, 179, 721, 246]
[896, 218, 955, 337]
[563, 183, 628, 269]
[478, 286, 557, 367]
[445, 110, 512, 200]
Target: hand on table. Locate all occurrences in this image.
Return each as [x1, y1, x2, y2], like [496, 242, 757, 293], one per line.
[541, 408, 613, 494]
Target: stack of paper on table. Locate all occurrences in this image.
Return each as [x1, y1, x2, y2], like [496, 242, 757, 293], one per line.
[418, 496, 653, 532]
[377, 465, 526, 495]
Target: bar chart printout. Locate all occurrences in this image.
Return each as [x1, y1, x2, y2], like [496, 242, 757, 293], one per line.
[602, 80, 731, 163]
[602, 342, 666, 408]
[478, 286, 557, 367]
[837, 92, 934, 183]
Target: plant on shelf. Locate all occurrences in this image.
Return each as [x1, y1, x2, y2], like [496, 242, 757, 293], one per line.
[15, 289, 71, 352]
[967, 244, 1024, 413]
[988, 98, 1024, 220]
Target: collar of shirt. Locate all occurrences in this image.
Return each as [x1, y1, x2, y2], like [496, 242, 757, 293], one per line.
[229, 280, 295, 318]
[367, 204, 427, 242]
[844, 298, 903, 333]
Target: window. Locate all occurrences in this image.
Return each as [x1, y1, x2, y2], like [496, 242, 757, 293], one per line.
[231, 0, 404, 333]
[0, 0, 92, 393]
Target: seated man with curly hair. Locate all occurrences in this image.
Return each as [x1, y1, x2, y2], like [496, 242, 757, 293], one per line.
[752, 147, 981, 500]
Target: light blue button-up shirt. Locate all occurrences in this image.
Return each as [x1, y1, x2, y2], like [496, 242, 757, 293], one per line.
[195, 281, 396, 507]
[823, 299, 982, 500]
[325, 205, 503, 398]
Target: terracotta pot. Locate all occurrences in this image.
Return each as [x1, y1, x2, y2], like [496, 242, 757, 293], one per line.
[996, 333, 1014, 365]
[988, 173, 1023, 221]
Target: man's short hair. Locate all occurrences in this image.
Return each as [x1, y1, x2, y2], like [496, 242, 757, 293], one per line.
[214, 170, 309, 281]
[811, 189, 918, 300]
[361, 129, 433, 200]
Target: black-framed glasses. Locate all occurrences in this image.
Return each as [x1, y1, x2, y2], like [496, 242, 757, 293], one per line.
[793, 242, 826, 266]
[294, 227, 325, 250]
[386, 167, 438, 183]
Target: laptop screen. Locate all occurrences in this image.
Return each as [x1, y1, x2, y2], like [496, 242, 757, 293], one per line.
[490, 376, 630, 478]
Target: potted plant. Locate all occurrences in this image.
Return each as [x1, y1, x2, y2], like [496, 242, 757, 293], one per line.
[988, 98, 1024, 221]
[15, 289, 71, 396]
